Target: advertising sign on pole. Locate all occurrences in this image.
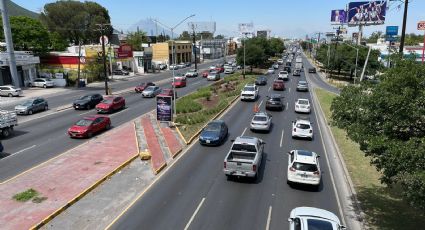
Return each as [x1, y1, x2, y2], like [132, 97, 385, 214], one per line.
[99, 35, 109, 45]
[156, 96, 173, 122]
[347, 1, 387, 26]
[330, 10, 347, 24]
[385, 26, 399, 42]
[418, 21, 425, 63]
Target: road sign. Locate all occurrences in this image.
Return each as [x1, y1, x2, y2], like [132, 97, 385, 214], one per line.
[418, 21, 425, 30]
[99, 35, 109, 45]
[386, 26, 398, 36]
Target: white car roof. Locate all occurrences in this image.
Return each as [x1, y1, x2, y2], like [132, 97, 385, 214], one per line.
[290, 207, 341, 225]
[295, 119, 311, 125]
[294, 150, 318, 164]
[253, 112, 269, 117]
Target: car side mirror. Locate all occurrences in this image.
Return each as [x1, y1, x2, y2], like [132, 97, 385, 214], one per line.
[261, 141, 266, 145]
[340, 226, 346, 230]
[230, 139, 235, 142]
[288, 218, 293, 223]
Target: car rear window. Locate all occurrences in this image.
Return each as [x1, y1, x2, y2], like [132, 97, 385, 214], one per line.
[231, 143, 257, 152]
[307, 219, 334, 230]
[296, 123, 310, 129]
[298, 100, 309, 105]
[244, 87, 255, 91]
[253, 116, 267, 121]
[292, 162, 318, 172]
[270, 98, 281, 102]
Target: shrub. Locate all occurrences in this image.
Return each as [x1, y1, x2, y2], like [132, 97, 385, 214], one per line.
[176, 98, 202, 114]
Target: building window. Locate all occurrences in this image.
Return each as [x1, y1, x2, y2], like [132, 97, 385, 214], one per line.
[178, 46, 180, 49]
[169, 46, 172, 50]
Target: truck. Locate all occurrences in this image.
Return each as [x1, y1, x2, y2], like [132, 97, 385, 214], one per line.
[223, 136, 264, 180]
[295, 62, 303, 70]
[0, 110, 18, 137]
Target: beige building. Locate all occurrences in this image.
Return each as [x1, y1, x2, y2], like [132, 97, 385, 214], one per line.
[152, 41, 192, 65]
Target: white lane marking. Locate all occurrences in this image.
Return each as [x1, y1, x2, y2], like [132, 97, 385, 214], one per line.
[12, 145, 37, 155]
[241, 127, 247, 136]
[265, 206, 272, 230]
[79, 111, 92, 116]
[259, 100, 264, 107]
[286, 102, 288, 111]
[184, 197, 206, 230]
[268, 86, 271, 91]
[192, 81, 201, 86]
[288, 88, 291, 93]
[280, 129, 284, 148]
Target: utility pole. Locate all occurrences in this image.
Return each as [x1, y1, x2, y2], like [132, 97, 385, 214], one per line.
[399, 0, 409, 53]
[191, 24, 198, 71]
[97, 23, 110, 95]
[0, 0, 19, 87]
[77, 40, 82, 87]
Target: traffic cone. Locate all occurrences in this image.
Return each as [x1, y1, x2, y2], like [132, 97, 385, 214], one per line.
[253, 103, 259, 113]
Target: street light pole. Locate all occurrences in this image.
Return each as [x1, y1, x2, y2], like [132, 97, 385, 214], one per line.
[345, 43, 359, 79]
[243, 34, 246, 79]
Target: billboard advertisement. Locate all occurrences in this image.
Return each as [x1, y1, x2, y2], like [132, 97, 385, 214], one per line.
[347, 1, 386, 26]
[156, 96, 172, 122]
[331, 10, 347, 24]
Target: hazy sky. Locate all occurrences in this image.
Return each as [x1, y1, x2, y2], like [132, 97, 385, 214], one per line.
[13, 0, 425, 38]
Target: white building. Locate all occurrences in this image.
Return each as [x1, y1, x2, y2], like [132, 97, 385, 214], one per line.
[0, 51, 40, 87]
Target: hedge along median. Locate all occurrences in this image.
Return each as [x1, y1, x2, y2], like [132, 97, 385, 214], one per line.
[175, 73, 255, 141]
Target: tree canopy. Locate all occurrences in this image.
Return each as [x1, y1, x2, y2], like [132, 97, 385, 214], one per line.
[331, 58, 425, 209]
[40, 1, 112, 45]
[236, 37, 284, 69]
[126, 31, 148, 51]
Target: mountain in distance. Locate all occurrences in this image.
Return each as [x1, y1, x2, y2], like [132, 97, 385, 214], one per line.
[127, 17, 173, 37]
[2, 0, 39, 19]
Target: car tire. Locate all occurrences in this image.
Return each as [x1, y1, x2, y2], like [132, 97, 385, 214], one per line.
[44, 105, 48, 111]
[87, 132, 93, 138]
[28, 83, 32, 87]
[105, 123, 111, 130]
[28, 110, 33, 115]
[43, 84, 47, 88]
[2, 127, 10, 137]
[8, 93, 13, 97]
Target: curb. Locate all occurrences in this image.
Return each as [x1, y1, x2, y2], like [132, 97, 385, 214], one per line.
[153, 162, 167, 175]
[30, 153, 139, 230]
[175, 126, 188, 145]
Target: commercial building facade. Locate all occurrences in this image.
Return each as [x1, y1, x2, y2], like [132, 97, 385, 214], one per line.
[152, 41, 192, 65]
[0, 51, 39, 87]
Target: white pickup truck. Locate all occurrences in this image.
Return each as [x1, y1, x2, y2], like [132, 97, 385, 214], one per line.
[0, 110, 18, 137]
[223, 136, 264, 180]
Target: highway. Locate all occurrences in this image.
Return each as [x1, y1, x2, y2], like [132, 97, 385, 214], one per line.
[108, 58, 342, 230]
[0, 59, 224, 182]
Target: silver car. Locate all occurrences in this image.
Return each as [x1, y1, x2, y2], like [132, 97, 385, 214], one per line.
[30, 78, 55, 88]
[250, 112, 272, 132]
[0, 85, 22, 97]
[142, 86, 162, 98]
[15, 98, 48, 115]
[296, 81, 309, 92]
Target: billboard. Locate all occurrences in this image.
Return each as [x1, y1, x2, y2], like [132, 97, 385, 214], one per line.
[347, 1, 386, 26]
[257, 30, 268, 38]
[156, 96, 172, 122]
[331, 10, 347, 24]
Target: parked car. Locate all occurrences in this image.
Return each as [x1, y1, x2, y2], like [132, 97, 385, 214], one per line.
[288, 207, 345, 230]
[112, 69, 129, 75]
[266, 94, 284, 111]
[68, 115, 111, 138]
[199, 120, 228, 146]
[169, 64, 179, 70]
[95, 96, 125, 113]
[223, 136, 264, 180]
[287, 150, 321, 188]
[308, 67, 317, 73]
[292, 118, 313, 140]
[158, 88, 175, 99]
[158, 63, 167, 70]
[14, 98, 48, 115]
[142, 86, 162, 98]
[202, 70, 210, 78]
[185, 62, 192, 67]
[273, 79, 285, 91]
[135, 82, 155, 93]
[207, 71, 220, 81]
[0, 85, 22, 97]
[296, 81, 309, 92]
[267, 68, 275, 74]
[240, 84, 258, 101]
[73, 93, 103, 110]
[255, 76, 267, 86]
[185, 69, 198, 77]
[30, 78, 54, 88]
[215, 66, 225, 73]
[173, 77, 187, 88]
[250, 112, 272, 132]
[295, 99, 311, 113]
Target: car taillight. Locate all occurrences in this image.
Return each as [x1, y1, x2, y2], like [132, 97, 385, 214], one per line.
[309, 130, 313, 133]
[253, 165, 257, 172]
[293, 128, 296, 132]
[289, 167, 296, 172]
[313, 171, 320, 175]
[224, 162, 226, 169]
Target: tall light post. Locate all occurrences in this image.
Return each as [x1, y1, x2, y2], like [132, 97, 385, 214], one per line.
[345, 43, 359, 79]
[153, 14, 195, 119]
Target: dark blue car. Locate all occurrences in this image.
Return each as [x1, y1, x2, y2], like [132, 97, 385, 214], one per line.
[199, 120, 228, 146]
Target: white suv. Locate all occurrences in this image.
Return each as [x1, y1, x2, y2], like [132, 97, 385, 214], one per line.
[288, 207, 345, 230]
[287, 150, 321, 187]
[295, 99, 311, 113]
[292, 119, 313, 140]
[278, 71, 289, 81]
[240, 84, 258, 101]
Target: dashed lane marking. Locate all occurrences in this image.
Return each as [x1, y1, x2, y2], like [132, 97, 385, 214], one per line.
[184, 197, 206, 230]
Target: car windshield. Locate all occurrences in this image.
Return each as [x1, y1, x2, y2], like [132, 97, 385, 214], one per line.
[306, 219, 333, 230]
[146, 86, 155, 91]
[296, 123, 310, 129]
[244, 86, 255, 91]
[299, 81, 307, 85]
[292, 162, 318, 172]
[138, 83, 146, 86]
[75, 119, 93, 127]
[79, 95, 91, 100]
[21, 100, 34, 106]
[162, 89, 171, 94]
[204, 123, 221, 132]
[101, 99, 113, 104]
[298, 100, 309, 105]
[253, 116, 267, 121]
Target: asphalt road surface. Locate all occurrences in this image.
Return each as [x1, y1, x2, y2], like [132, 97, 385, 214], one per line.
[0, 59, 225, 182]
[108, 59, 342, 230]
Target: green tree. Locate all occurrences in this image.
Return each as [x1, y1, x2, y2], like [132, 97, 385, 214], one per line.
[49, 32, 69, 51]
[236, 41, 266, 71]
[405, 33, 424, 46]
[269, 38, 284, 56]
[83, 58, 104, 83]
[40, 1, 112, 45]
[126, 31, 147, 51]
[331, 58, 425, 209]
[215, 34, 224, 39]
[0, 16, 50, 53]
[178, 31, 191, 41]
[366, 31, 383, 43]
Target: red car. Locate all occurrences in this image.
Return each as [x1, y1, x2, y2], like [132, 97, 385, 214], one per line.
[202, 71, 209, 78]
[172, 77, 186, 88]
[135, 82, 155, 93]
[273, 80, 285, 91]
[95, 96, 126, 113]
[68, 115, 111, 138]
[158, 88, 176, 99]
[215, 67, 224, 73]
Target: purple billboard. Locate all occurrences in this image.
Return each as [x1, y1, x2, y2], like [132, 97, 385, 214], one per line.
[347, 1, 386, 26]
[156, 96, 172, 122]
[331, 10, 347, 24]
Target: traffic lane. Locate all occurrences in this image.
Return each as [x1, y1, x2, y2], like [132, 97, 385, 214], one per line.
[301, 55, 340, 95]
[1, 59, 223, 111]
[0, 74, 218, 181]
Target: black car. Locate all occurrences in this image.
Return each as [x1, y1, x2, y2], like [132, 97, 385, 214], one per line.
[284, 66, 291, 73]
[286, 62, 292, 67]
[266, 94, 284, 111]
[199, 120, 228, 146]
[308, 67, 316, 73]
[73, 94, 103, 110]
[112, 69, 129, 75]
[255, 76, 268, 86]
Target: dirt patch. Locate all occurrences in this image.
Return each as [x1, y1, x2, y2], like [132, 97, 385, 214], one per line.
[198, 94, 220, 108]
